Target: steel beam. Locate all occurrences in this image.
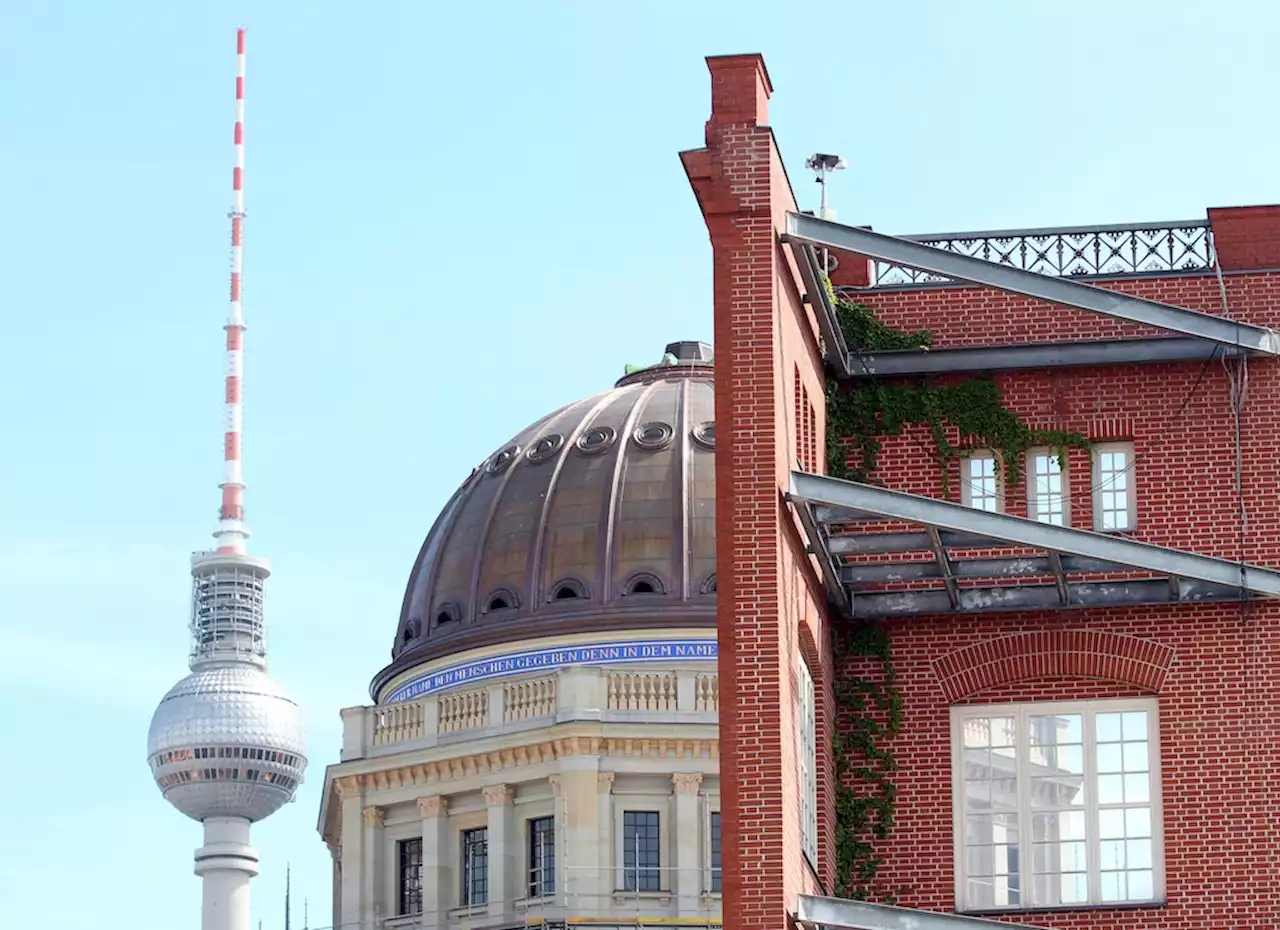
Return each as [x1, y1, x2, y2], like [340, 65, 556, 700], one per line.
[790, 239, 852, 377]
[784, 213, 1280, 356]
[849, 578, 1252, 619]
[790, 471, 1280, 598]
[845, 336, 1234, 378]
[842, 554, 1125, 584]
[791, 492, 850, 613]
[796, 895, 1047, 930]
[827, 530, 999, 555]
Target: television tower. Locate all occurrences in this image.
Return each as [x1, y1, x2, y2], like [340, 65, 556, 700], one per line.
[147, 29, 308, 930]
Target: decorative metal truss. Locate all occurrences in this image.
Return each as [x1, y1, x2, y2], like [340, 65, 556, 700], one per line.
[782, 212, 1280, 379]
[796, 894, 1047, 930]
[867, 219, 1214, 288]
[788, 471, 1280, 620]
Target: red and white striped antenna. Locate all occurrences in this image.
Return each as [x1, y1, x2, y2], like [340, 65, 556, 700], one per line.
[216, 27, 249, 554]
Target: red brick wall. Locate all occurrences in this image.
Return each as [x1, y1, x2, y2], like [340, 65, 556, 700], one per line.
[683, 54, 833, 930]
[829, 223, 1280, 925]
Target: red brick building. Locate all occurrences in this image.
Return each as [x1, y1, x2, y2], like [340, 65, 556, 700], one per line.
[686, 54, 1280, 930]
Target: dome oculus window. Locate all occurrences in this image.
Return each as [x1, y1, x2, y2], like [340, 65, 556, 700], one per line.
[700, 573, 717, 595]
[575, 426, 617, 456]
[550, 579, 588, 601]
[434, 604, 462, 627]
[632, 421, 674, 451]
[692, 421, 715, 449]
[486, 444, 521, 475]
[623, 572, 666, 596]
[526, 434, 564, 464]
[401, 618, 422, 644]
[484, 588, 520, 613]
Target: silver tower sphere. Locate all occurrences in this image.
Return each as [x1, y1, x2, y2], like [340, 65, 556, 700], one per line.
[148, 551, 308, 823]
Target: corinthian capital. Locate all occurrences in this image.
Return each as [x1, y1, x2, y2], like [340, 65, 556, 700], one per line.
[672, 772, 703, 795]
[362, 806, 385, 827]
[483, 784, 513, 807]
[416, 795, 448, 818]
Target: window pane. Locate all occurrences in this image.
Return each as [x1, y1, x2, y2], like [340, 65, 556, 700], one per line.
[399, 839, 423, 916]
[461, 828, 489, 905]
[528, 817, 555, 898]
[1030, 453, 1065, 525]
[1095, 445, 1135, 531]
[709, 811, 722, 893]
[958, 702, 1160, 911]
[965, 456, 1000, 512]
[623, 811, 661, 892]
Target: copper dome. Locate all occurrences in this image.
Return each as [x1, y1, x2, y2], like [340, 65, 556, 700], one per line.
[370, 343, 717, 698]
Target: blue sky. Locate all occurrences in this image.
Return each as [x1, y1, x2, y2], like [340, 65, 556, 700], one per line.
[2, 1, 1276, 927]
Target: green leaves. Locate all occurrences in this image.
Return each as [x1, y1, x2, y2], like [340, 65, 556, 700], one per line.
[826, 298, 1089, 496]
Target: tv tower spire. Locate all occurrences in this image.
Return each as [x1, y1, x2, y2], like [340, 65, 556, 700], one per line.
[147, 29, 307, 930]
[219, 25, 249, 555]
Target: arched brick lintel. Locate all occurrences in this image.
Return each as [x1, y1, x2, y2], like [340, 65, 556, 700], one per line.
[932, 630, 1176, 702]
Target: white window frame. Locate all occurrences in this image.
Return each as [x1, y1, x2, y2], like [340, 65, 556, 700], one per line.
[1092, 442, 1137, 533]
[1025, 447, 1069, 526]
[797, 659, 818, 866]
[951, 698, 1165, 913]
[960, 451, 1003, 513]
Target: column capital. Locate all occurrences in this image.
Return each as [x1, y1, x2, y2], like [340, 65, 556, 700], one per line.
[483, 784, 513, 807]
[417, 795, 448, 818]
[672, 772, 703, 795]
[597, 771, 616, 793]
[362, 806, 384, 827]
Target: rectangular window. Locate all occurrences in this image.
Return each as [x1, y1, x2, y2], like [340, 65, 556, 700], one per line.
[961, 452, 1001, 512]
[709, 811, 723, 893]
[622, 811, 661, 892]
[1027, 449, 1067, 525]
[1093, 443, 1136, 532]
[398, 838, 423, 916]
[797, 660, 818, 865]
[528, 816, 555, 898]
[952, 699, 1161, 912]
[461, 827, 489, 906]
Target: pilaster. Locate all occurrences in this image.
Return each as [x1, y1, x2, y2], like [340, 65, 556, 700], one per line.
[672, 773, 704, 914]
[418, 795, 450, 928]
[483, 785, 514, 921]
[335, 777, 364, 930]
[361, 806, 385, 925]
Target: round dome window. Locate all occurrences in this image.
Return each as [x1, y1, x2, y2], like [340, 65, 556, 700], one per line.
[575, 426, 617, 456]
[633, 422, 674, 451]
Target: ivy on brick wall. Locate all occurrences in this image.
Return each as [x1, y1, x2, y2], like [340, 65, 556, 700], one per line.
[823, 291, 1089, 898]
[831, 620, 903, 900]
[826, 294, 1089, 497]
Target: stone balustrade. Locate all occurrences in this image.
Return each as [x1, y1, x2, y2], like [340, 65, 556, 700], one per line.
[341, 665, 719, 761]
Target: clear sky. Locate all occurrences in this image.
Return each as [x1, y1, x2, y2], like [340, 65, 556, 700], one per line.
[2, 1, 1276, 927]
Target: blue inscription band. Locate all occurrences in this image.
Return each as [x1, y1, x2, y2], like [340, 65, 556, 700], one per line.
[385, 638, 718, 704]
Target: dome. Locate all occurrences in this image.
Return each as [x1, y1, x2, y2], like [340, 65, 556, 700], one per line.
[371, 341, 717, 698]
[147, 664, 308, 823]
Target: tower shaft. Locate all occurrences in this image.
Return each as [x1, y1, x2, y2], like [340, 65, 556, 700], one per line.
[195, 817, 259, 930]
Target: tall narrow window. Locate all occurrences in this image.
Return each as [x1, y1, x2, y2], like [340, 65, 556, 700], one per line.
[461, 827, 489, 906]
[708, 811, 723, 893]
[398, 838, 423, 916]
[622, 811, 661, 891]
[961, 452, 1001, 512]
[528, 816, 555, 898]
[1093, 442, 1136, 532]
[797, 660, 818, 865]
[952, 699, 1162, 912]
[1027, 449, 1067, 525]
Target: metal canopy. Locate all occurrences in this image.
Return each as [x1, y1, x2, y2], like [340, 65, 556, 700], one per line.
[796, 895, 1047, 930]
[788, 471, 1280, 619]
[783, 212, 1280, 356]
[845, 335, 1237, 378]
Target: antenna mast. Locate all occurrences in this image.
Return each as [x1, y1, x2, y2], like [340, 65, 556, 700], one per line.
[218, 26, 250, 556]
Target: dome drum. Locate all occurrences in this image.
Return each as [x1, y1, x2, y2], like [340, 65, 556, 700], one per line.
[373, 345, 717, 700]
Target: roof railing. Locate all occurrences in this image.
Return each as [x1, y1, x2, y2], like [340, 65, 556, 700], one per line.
[867, 218, 1213, 288]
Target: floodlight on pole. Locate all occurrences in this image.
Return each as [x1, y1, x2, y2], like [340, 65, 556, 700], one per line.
[805, 153, 847, 273]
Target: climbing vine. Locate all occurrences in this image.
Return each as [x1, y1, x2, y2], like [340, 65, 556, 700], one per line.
[824, 293, 1090, 897]
[831, 620, 903, 900]
[825, 295, 1090, 497]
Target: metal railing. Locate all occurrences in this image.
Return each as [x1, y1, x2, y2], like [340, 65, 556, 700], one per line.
[870, 219, 1214, 287]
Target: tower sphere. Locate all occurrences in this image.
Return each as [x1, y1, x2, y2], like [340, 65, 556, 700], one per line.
[148, 662, 308, 823]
